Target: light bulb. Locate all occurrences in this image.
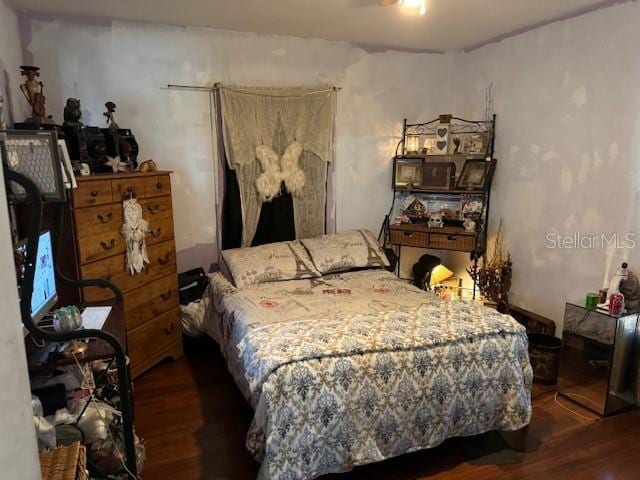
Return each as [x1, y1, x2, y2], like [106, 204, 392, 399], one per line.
[400, 0, 427, 15]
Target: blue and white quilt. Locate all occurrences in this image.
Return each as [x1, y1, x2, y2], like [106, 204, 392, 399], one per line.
[204, 269, 532, 480]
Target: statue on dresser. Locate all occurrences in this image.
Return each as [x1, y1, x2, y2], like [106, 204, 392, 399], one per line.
[63, 98, 83, 127]
[19, 65, 54, 125]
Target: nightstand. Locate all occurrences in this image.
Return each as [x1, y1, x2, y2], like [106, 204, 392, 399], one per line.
[557, 302, 638, 415]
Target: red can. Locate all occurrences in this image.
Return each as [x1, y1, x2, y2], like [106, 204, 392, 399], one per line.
[609, 292, 625, 315]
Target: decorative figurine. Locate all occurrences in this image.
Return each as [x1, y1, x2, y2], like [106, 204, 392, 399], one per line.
[103, 101, 119, 129]
[620, 268, 640, 312]
[0, 96, 6, 130]
[138, 159, 158, 172]
[104, 155, 130, 173]
[63, 98, 83, 127]
[427, 212, 444, 229]
[19, 65, 54, 125]
[463, 217, 476, 232]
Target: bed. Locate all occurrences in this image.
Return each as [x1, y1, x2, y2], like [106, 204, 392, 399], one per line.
[194, 233, 532, 480]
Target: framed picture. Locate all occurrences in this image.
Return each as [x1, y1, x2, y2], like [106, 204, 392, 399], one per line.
[456, 159, 490, 190]
[421, 162, 456, 190]
[467, 133, 488, 155]
[394, 158, 422, 189]
[448, 132, 489, 155]
[422, 135, 438, 155]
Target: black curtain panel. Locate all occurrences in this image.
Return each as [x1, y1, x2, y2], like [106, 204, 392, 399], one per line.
[251, 183, 295, 246]
[221, 163, 295, 248]
[221, 163, 243, 250]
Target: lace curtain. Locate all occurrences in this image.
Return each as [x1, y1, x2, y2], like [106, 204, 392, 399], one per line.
[219, 86, 336, 246]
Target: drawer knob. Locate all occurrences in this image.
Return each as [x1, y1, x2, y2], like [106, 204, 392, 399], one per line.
[97, 212, 113, 223]
[158, 253, 172, 265]
[160, 290, 172, 301]
[156, 181, 162, 190]
[163, 323, 175, 336]
[150, 228, 162, 238]
[403, 232, 413, 237]
[90, 190, 99, 197]
[100, 239, 116, 250]
[447, 235, 458, 241]
[147, 205, 161, 214]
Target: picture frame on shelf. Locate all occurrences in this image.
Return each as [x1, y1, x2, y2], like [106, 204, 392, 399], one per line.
[467, 132, 489, 155]
[421, 162, 456, 191]
[394, 158, 422, 189]
[456, 159, 490, 190]
[448, 132, 490, 155]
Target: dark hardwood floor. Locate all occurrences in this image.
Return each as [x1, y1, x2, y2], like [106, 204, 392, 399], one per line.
[134, 337, 640, 480]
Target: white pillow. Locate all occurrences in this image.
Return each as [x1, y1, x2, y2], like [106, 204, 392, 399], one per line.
[301, 229, 390, 274]
[222, 241, 320, 288]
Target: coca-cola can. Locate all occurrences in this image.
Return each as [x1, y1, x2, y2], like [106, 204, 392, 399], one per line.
[609, 292, 624, 315]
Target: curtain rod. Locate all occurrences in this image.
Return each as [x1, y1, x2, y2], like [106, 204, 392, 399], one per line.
[166, 83, 342, 92]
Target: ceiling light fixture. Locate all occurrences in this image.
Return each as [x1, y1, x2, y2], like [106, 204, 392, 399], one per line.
[400, 0, 427, 15]
[379, 0, 427, 16]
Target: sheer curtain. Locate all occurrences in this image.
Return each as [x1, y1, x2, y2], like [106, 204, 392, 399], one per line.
[219, 86, 336, 246]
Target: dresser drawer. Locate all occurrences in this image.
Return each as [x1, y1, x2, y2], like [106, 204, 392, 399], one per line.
[74, 204, 123, 238]
[146, 216, 175, 246]
[143, 174, 171, 198]
[128, 307, 180, 368]
[141, 196, 173, 220]
[80, 240, 177, 301]
[73, 180, 113, 207]
[77, 230, 126, 264]
[146, 240, 177, 280]
[80, 254, 148, 302]
[124, 274, 179, 331]
[112, 177, 144, 202]
[428, 233, 475, 252]
[389, 228, 428, 247]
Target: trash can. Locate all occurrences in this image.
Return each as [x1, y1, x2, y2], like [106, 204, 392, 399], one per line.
[527, 333, 563, 384]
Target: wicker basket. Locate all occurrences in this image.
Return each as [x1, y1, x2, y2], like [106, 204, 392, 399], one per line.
[39, 442, 87, 480]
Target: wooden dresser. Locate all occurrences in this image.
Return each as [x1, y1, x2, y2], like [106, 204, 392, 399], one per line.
[68, 171, 182, 378]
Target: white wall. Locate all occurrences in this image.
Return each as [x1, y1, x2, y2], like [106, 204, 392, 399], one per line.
[0, 1, 41, 476]
[21, 15, 452, 272]
[0, 0, 28, 123]
[451, 1, 640, 331]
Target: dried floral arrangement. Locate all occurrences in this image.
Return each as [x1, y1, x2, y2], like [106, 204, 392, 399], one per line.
[468, 219, 512, 305]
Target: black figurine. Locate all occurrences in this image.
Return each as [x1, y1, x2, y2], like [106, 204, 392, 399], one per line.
[63, 98, 83, 127]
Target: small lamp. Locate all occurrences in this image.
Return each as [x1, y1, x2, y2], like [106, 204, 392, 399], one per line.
[405, 134, 420, 154]
[430, 264, 454, 286]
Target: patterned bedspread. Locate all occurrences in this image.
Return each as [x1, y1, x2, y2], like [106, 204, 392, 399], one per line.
[204, 269, 532, 480]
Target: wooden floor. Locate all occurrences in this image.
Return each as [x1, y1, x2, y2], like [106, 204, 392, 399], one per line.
[134, 337, 640, 480]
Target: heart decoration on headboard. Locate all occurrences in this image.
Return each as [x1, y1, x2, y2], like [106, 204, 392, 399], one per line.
[434, 123, 449, 155]
[437, 128, 448, 138]
[436, 141, 447, 151]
